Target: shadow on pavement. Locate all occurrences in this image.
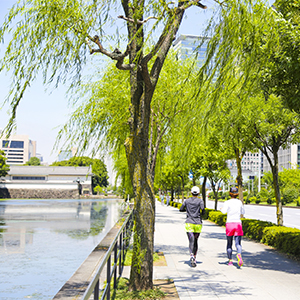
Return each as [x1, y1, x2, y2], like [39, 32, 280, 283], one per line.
[173, 272, 252, 297]
[240, 249, 300, 274]
[155, 244, 189, 255]
[202, 231, 225, 240]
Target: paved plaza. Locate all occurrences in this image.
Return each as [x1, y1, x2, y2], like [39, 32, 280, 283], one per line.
[151, 201, 300, 300]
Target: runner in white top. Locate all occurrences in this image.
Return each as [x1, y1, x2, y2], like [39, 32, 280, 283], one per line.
[221, 187, 245, 267]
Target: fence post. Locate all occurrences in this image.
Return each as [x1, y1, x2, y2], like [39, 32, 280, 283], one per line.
[94, 279, 99, 300]
[119, 233, 122, 276]
[107, 256, 111, 300]
[114, 243, 118, 290]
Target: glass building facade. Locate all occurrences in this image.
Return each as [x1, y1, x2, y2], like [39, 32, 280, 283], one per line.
[172, 34, 210, 65]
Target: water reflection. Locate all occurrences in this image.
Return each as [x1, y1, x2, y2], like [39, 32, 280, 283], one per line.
[56, 202, 108, 240]
[0, 198, 122, 300]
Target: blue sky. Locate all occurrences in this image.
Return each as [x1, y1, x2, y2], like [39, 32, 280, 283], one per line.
[0, 1, 272, 164]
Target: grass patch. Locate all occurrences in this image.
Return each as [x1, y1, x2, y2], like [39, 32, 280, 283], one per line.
[124, 249, 165, 266]
[107, 278, 166, 300]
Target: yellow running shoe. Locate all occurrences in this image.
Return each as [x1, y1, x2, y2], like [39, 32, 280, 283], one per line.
[236, 253, 243, 267]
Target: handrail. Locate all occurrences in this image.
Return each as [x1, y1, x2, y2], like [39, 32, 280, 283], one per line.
[52, 206, 133, 300]
[82, 208, 133, 300]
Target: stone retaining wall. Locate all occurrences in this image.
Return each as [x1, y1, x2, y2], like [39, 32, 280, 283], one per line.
[0, 188, 79, 199]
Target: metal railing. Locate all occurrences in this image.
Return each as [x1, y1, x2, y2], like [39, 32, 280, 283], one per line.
[81, 208, 134, 300]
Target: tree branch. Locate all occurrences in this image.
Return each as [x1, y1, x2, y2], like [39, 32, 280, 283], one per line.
[87, 35, 135, 71]
[118, 15, 158, 24]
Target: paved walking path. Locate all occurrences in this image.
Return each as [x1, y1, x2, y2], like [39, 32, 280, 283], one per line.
[152, 201, 300, 300]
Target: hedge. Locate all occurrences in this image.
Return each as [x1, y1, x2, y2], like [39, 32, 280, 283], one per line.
[242, 219, 274, 241]
[262, 226, 300, 257]
[164, 198, 300, 259]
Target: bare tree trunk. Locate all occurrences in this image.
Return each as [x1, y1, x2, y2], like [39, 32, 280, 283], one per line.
[235, 148, 244, 203]
[125, 89, 156, 290]
[179, 175, 185, 203]
[260, 145, 283, 225]
[120, 1, 185, 290]
[268, 151, 283, 226]
[210, 179, 218, 210]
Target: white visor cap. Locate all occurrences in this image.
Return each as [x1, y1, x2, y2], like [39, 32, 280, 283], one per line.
[191, 186, 200, 195]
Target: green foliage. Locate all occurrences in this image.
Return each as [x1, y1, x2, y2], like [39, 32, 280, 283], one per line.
[261, 171, 277, 191]
[263, 0, 300, 113]
[279, 168, 300, 190]
[108, 277, 165, 300]
[242, 219, 274, 241]
[94, 185, 104, 195]
[124, 249, 162, 267]
[51, 156, 109, 191]
[197, 0, 300, 225]
[262, 226, 300, 258]
[91, 159, 109, 189]
[208, 211, 227, 226]
[25, 156, 41, 166]
[282, 187, 299, 205]
[0, 150, 10, 177]
[202, 208, 214, 220]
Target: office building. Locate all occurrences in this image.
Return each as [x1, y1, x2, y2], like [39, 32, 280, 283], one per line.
[58, 148, 77, 162]
[0, 134, 36, 165]
[35, 153, 43, 163]
[227, 151, 263, 182]
[263, 144, 299, 172]
[173, 34, 210, 64]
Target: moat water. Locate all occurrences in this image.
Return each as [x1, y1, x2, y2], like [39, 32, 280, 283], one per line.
[0, 198, 123, 300]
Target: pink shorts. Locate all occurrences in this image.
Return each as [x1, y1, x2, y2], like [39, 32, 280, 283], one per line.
[226, 222, 243, 236]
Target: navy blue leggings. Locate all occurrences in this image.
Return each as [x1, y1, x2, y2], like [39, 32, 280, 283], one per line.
[187, 232, 200, 256]
[226, 236, 242, 259]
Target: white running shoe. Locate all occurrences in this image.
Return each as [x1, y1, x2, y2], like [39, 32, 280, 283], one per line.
[190, 256, 196, 267]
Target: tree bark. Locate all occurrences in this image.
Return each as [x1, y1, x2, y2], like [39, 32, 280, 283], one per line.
[235, 148, 244, 203]
[263, 147, 283, 226]
[121, 1, 185, 290]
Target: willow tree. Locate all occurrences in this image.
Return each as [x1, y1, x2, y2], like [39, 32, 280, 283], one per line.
[0, 0, 212, 290]
[197, 0, 300, 225]
[248, 94, 300, 226]
[208, 76, 259, 203]
[262, 0, 300, 113]
[59, 50, 196, 200]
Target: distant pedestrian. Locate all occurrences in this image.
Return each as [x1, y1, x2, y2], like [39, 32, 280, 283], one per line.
[160, 193, 164, 206]
[166, 194, 170, 206]
[221, 187, 245, 267]
[179, 186, 205, 267]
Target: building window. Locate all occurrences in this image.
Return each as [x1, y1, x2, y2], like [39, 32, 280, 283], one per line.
[2, 140, 24, 149]
[12, 176, 46, 180]
[7, 150, 24, 153]
[2, 141, 9, 148]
